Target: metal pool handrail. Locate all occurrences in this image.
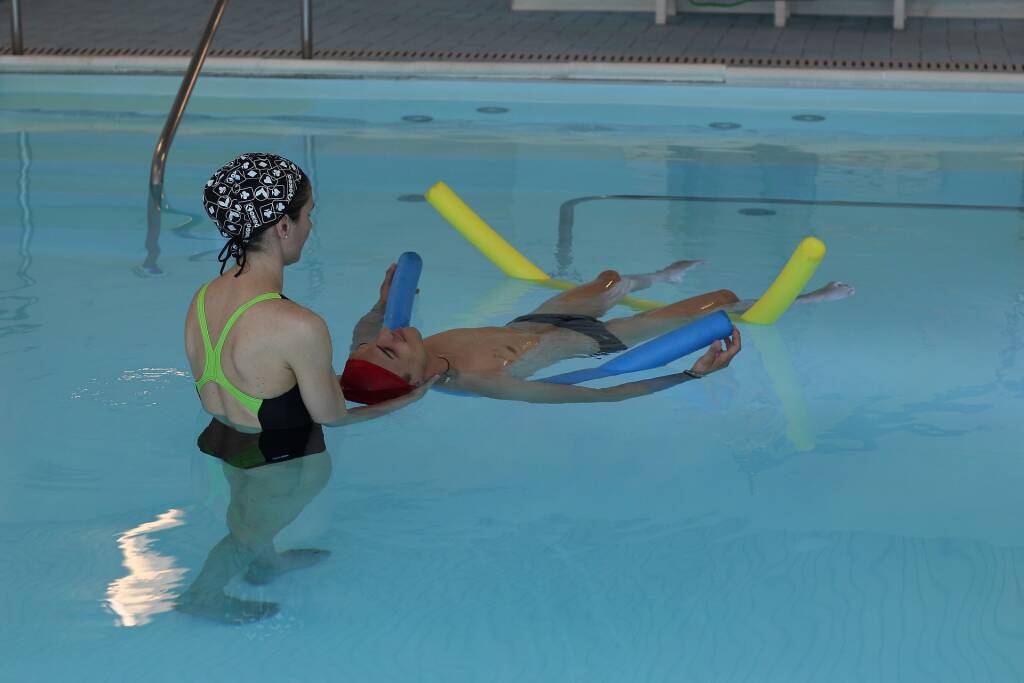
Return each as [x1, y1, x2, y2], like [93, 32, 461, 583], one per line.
[9, 0, 23, 54]
[144, 0, 230, 273]
[144, 0, 315, 274]
[302, 0, 313, 60]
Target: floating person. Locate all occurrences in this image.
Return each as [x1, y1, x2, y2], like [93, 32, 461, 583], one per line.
[342, 260, 854, 404]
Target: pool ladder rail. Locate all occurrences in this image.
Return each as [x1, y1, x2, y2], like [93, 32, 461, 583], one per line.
[143, 0, 314, 275]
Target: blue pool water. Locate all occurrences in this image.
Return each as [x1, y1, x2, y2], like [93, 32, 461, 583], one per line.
[1, 74, 1023, 682]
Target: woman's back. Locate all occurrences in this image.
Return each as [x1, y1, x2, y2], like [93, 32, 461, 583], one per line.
[185, 275, 310, 430]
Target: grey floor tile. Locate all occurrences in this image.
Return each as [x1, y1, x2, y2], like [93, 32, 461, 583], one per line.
[746, 29, 782, 51]
[2, 0, 1021, 69]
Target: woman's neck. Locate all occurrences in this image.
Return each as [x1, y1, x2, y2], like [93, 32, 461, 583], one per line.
[233, 254, 284, 292]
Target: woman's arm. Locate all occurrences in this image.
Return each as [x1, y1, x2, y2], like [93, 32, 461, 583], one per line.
[286, 307, 429, 425]
[323, 380, 436, 426]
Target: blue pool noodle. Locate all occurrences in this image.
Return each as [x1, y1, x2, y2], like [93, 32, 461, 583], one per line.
[539, 311, 734, 385]
[383, 252, 423, 329]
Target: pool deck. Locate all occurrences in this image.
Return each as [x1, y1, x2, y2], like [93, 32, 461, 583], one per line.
[2, 0, 1023, 73]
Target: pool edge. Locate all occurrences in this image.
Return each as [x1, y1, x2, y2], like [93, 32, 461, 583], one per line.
[2, 55, 1023, 92]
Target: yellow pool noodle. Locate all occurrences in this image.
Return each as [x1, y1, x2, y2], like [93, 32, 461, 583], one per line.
[745, 325, 816, 452]
[425, 182, 549, 281]
[426, 181, 665, 312]
[740, 237, 826, 325]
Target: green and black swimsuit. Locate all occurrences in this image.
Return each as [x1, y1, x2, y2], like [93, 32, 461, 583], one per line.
[197, 417, 325, 470]
[194, 282, 313, 430]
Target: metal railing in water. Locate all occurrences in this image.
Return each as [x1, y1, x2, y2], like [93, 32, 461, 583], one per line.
[143, 0, 315, 274]
[143, 0, 230, 274]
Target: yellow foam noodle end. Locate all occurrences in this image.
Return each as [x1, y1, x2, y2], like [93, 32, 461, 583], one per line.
[426, 182, 550, 281]
[740, 236, 826, 325]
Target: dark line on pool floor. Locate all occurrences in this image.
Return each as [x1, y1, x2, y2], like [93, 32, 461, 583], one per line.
[555, 193, 1024, 275]
[560, 195, 1024, 220]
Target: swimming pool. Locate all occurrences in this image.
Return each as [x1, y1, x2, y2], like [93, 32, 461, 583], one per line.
[1, 73, 1023, 682]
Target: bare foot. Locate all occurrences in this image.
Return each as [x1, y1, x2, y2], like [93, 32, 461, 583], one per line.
[795, 281, 856, 304]
[244, 549, 331, 586]
[175, 592, 279, 624]
[658, 259, 706, 283]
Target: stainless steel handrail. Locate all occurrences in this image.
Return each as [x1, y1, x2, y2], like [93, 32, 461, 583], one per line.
[301, 0, 313, 59]
[143, 0, 317, 273]
[10, 0, 23, 55]
[143, 0, 230, 274]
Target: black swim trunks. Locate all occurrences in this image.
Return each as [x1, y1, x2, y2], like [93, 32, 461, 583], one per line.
[509, 313, 627, 356]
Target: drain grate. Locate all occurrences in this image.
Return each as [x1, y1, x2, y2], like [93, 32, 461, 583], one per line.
[1, 44, 1022, 72]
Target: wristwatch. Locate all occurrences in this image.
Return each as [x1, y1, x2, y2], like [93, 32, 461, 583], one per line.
[683, 369, 704, 380]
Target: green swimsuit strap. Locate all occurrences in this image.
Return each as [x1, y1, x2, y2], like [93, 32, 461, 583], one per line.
[195, 283, 282, 415]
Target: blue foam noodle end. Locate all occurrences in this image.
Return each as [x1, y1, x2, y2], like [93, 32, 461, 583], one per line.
[601, 311, 734, 375]
[383, 251, 423, 330]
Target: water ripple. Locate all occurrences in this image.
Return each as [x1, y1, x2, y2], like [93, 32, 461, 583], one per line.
[70, 367, 190, 408]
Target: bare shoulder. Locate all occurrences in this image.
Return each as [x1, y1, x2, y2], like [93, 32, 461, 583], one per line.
[275, 300, 329, 337]
[185, 285, 202, 316]
[183, 285, 204, 335]
[270, 301, 332, 358]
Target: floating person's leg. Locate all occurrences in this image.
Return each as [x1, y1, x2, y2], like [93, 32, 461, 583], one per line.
[606, 280, 855, 348]
[724, 281, 856, 315]
[792, 281, 855, 304]
[605, 289, 741, 347]
[528, 260, 704, 318]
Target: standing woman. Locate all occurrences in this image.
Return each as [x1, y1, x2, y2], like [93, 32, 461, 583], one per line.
[185, 152, 430, 431]
[178, 153, 428, 623]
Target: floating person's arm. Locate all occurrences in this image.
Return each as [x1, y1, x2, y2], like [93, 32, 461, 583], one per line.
[452, 371, 698, 403]
[349, 263, 396, 354]
[450, 329, 740, 404]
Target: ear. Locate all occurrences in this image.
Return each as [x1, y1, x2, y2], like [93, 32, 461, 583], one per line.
[273, 215, 291, 240]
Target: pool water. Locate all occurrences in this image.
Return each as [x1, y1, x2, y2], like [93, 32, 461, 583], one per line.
[1, 74, 1023, 682]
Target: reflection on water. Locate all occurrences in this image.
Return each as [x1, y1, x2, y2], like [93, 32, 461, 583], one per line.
[107, 420, 332, 626]
[175, 419, 332, 624]
[105, 508, 187, 627]
[0, 131, 39, 340]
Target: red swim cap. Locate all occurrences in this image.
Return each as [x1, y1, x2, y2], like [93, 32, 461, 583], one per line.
[340, 359, 415, 405]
